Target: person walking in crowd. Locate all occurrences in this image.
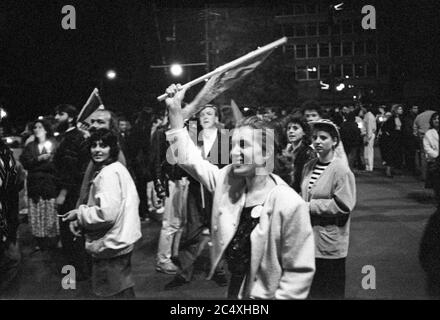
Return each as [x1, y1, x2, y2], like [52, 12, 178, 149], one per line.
[402, 105, 419, 175]
[165, 104, 229, 289]
[423, 112, 440, 206]
[62, 129, 141, 299]
[301, 119, 356, 299]
[278, 115, 316, 193]
[163, 84, 315, 299]
[381, 104, 405, 178]
[52, 104, 91, 280]
[339, 112, 363, 172]
[152, 114, 190, 275]
[362, 105, 377, 172]
[414, 106, 436, 181]
[20, 119, 60, 250]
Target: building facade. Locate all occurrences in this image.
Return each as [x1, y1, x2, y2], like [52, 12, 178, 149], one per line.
[274, 0, 390, 106]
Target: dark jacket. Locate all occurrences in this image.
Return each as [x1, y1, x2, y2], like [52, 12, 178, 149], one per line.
[340, 120, 362, 149]
[278, 141, 316, 193]
[53, 128, 88, 212]
[0, 140, 19, 250]
[20, 139, 59, 202]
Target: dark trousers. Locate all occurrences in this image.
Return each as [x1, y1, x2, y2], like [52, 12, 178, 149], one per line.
[58, 193, 91, 279]
[178, 186, 224, 281]
[310, 258, 346, 299]
[403, 137, 417, 172]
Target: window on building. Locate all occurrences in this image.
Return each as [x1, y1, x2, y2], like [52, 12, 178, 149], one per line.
[332, 42, 341, 57]
[306, 3, 317, 14]
[284, 25, 294, 37]
[378, 42, 389, 54]
[296, 66, 307, 80]
[308, 66, 318, 79]
[296, 44, 306, 58]
[332, 23, 341, 35]
[307, 22, 317, 36]
[295, 23, 306, 37]
[319, 65, 331, 79]
[294, 4, 305, 15]
[366, 62, 377, 77]
[342, 41, 353, 56]
[307, 44, 318, 58]
[354, 41, 365, 56]
[286, 43, 295, 52]
[342, 20, 353, 34]
[366, 39, 377, 55]
[354, 63, 365, 77]
[319, 43, 329, 57]
[318, 22, 329, 35]
[378, 63, 388, 76]
[334, 64, 343, 78]
[343, 64, 354, 77]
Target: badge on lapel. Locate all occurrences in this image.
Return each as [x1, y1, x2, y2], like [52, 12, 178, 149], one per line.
[251, 205, 263, 219]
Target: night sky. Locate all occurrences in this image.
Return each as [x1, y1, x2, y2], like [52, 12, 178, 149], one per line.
[1, 0, 440, 128]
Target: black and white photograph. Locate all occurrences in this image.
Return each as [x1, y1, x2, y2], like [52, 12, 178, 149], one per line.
[1, 0, 440, 305]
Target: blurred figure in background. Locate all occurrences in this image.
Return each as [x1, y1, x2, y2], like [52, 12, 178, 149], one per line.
[423, 112, 439, 206]
[363, 105, 377, 172]
[20, 119, 59, 250]
[414, 106, 436, 181]
[402, 105, 419, 175]
[381, 104, 405, 177]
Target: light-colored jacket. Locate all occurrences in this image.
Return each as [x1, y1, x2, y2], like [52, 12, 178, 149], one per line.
[301, 157, 356, 259]
[166, 128, 315, 299]
[423, 129, 439, 160]
[77, 161, 141, 259]
[364, 111, 377, 140]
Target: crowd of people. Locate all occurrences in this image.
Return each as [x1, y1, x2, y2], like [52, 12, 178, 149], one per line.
[0, 88, 439, 299]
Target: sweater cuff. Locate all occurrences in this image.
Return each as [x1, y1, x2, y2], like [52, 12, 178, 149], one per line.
[165, 127, 187, 140]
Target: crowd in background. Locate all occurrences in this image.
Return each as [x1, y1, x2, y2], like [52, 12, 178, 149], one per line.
[0, 96, 439, 299]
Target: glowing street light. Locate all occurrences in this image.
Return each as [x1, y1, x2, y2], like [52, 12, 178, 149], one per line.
[106, 70, 117, 80]
[0, 108, 7, 119]
[336, 83, 345, 91]
[170, 64, 183, 77]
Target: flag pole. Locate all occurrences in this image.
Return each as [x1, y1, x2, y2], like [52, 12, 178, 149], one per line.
[157, 37, 288, 101]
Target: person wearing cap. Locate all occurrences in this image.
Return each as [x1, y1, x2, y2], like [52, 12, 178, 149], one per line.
[301, 119, 356, 299]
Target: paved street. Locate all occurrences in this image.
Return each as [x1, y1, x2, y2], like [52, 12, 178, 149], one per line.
[1, 151, 436, 300]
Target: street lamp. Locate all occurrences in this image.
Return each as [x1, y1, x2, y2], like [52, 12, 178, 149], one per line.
[170, 64, 183, 77]
[106, 70, 117, 80]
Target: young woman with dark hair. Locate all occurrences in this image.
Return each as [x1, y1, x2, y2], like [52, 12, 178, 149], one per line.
[163, 84, 315, 299]
[62, 128, 141, 299]
[278, 115, 316, 193]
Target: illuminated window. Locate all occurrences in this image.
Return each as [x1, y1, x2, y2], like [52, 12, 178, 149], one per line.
[308, 66, 318, 79]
